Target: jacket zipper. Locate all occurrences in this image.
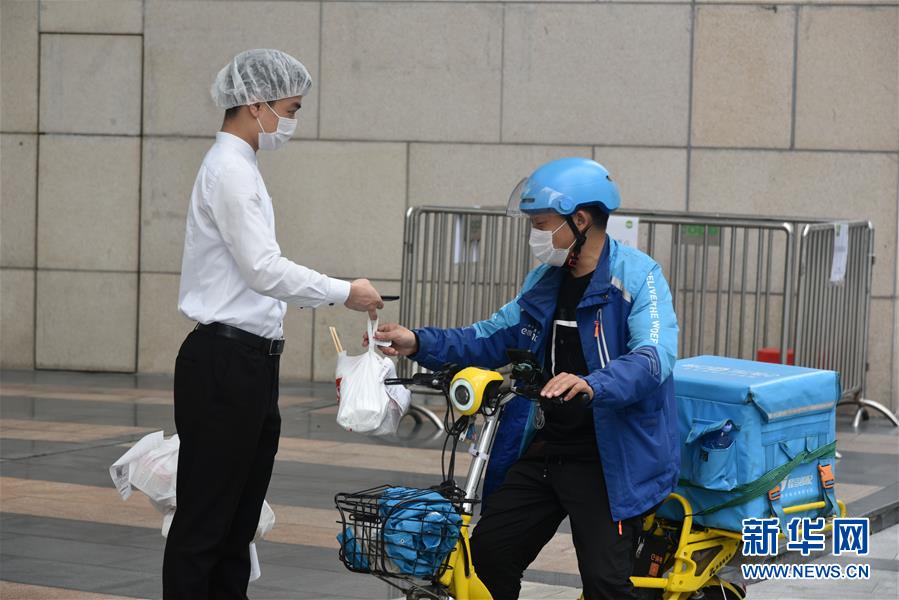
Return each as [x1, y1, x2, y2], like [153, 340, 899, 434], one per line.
[595, 307, 609, 368]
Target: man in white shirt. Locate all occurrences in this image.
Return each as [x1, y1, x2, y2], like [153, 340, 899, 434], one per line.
[163, 49, 383, 599]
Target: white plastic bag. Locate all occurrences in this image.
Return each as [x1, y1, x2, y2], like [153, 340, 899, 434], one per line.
[160, 499, 275, 540]
[250, 499, 276, 580]
[110, 431, 275, 582]
[254, 499, 276, 542]
[335, 319, 411, 435]
[130, 433, 179, 508]
[109, 430, 165, 501]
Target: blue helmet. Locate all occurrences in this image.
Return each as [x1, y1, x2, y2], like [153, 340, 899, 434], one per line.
[507, 157, 621, 217]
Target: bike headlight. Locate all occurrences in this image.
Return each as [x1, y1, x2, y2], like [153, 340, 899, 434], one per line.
[449, 367, 504, 416]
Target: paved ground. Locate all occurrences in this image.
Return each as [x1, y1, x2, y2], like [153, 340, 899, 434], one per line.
[1, 368, 897, 599]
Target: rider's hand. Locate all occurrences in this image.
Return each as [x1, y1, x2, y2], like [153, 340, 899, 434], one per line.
[344, 278, 384, 320]
[362, 323, 418, 357]
[541, 372, 594, 402]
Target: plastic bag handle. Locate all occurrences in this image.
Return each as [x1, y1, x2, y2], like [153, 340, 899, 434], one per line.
[367, 318, 378, 355]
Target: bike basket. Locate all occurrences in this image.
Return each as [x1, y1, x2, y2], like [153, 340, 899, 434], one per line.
[335, 485, 466, 582]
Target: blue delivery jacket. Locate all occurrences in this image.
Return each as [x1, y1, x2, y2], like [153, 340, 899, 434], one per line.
[411, 237, 680, 521]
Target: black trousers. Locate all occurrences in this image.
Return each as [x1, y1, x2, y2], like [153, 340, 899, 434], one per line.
[469, 457, 642, 600]
[162, 329, 281, 600]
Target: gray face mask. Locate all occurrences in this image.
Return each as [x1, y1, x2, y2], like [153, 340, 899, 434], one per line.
[256, 103, 297, 151]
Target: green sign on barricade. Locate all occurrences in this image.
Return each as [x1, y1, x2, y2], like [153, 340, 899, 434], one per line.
[681, 224, 721, 246]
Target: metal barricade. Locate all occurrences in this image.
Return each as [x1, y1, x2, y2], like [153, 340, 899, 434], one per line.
[399, 206, 796, 367]
[395, 205, 530, 435]
[398, 206, 532, 377]
[794, 222, 897, 426]
[624, 211, 795, 363]
[398, 206, 889, 425]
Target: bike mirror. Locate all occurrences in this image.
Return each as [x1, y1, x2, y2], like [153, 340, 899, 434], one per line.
[506, 349, 546, 385]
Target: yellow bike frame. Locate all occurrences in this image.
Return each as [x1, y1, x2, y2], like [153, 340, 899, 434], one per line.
[628, 494, 847, 600]
[385, 371, 848, 600]
[438, 514, 492, 600]
[432, 491, 847, 600]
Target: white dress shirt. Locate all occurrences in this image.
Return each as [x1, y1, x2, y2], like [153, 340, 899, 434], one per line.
[178, 132, 351, 339]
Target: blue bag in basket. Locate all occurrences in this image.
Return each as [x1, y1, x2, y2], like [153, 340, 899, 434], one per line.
[379, 487, 462, 578]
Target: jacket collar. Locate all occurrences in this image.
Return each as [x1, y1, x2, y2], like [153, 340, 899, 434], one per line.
[517, 265, 563, 323]
[579, 235, 614, 307]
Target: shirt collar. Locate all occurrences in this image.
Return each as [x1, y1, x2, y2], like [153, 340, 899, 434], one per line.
[215, 131, 257, 165]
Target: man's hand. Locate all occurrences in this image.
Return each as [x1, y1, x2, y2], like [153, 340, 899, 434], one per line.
[541, 372, 595, 402]
[362, 323, 418, 357]
[344, 279, 384, 319]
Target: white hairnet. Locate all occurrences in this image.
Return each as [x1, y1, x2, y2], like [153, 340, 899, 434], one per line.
[211, 49, 312, 109]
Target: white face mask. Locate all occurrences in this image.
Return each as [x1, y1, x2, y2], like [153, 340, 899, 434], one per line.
[529, 222, 574, 267]
[256, 102, 297, 151]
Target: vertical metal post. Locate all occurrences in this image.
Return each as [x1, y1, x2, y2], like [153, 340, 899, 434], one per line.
[752, 229, 764, 359]
[780, 224, 794, 364]
[738, 231, 749, 358]
[762, 229, 773, 350]
[725, 226, 736, 356]
[713, 226, 726, 355]
[697, 226, 710, 355]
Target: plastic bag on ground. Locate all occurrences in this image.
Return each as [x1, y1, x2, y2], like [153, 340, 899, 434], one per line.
[336, 319, 411, 436]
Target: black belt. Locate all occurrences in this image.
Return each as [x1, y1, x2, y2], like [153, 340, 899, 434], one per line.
[195, 322, 285, 356]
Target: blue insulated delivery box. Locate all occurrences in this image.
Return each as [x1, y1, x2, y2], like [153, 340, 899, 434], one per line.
[658, 356, 840, 532]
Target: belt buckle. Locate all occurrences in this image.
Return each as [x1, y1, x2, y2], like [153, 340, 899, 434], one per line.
[268, 338, 285, 356]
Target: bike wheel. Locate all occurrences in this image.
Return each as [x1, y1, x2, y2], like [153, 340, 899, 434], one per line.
[404, 586, 450, 600]
[689, 581, 746, 600]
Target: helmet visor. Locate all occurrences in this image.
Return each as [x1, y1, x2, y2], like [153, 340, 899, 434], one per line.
[506, 177, 529, 217]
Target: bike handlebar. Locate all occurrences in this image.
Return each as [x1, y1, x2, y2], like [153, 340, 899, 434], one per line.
[512, 385, 592, 407]
[385, 368, 591, 409]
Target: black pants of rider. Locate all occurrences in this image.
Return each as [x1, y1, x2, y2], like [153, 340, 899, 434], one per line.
[162, 329, 281, 600]
[470, 456, 645, 600]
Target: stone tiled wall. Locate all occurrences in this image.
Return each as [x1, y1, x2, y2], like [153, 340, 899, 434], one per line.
[1, 0, 896, 410]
